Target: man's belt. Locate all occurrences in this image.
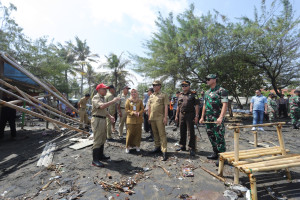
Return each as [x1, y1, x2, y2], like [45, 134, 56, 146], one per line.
[120, 107, 125, 109]
[93, 115, 106, 119]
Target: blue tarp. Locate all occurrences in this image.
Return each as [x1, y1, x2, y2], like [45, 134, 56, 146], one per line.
[4, 62, 38, 86]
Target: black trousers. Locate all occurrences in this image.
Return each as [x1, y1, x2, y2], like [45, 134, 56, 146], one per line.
[143, 112, 152, 133]
[0, 108, 16, 138]
[179, 113, 196, 149]
[278, 104, 287, 117]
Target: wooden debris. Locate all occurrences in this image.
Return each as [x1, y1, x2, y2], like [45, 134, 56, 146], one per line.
[158, 165, 171, 177]
[99, 180, 135, 195]
[69, 139, 93, 150]
[199, 166, 226, 183]
[37, 143, 56, 167]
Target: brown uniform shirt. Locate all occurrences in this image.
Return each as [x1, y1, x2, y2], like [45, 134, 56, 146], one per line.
[125, 99, 144, 124]
[178, 91, 200, 114]
[91, 93, 108, 117]
[119, 93, 130, 109]
[148, 91, 169, 120]
[105, 91, 116, 115]
[78, 97, 88, 109]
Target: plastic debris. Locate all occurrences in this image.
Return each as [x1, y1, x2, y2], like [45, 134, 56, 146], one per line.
[223, 190, 238, 200]
[182, 168, 194, 177]
[143, 167, 150, 172]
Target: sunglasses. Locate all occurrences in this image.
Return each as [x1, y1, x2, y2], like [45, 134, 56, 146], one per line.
[181, 85, 189, 87]
[153, 84, 161, 87]
[206, 78, 211, 81]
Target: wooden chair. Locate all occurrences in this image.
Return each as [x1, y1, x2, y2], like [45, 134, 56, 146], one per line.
[218, 122, 300, 200]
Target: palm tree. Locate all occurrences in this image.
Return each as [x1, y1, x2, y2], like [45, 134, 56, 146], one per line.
[72, 36, 99, 96]
[101, 53, 134, 93]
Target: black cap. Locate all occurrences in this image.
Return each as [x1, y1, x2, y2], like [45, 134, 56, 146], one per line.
[85, 93, 90, 97]
[181, 80, 191, 86]
[108, 85, 115, 89]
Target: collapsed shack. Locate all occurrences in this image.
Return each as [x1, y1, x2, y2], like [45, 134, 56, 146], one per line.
[0, 52, 89, 135]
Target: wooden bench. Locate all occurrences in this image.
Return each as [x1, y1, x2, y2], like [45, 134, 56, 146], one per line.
[218, 122, 300, 200]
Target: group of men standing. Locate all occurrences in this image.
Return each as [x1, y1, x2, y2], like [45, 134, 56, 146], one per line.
[250, 89, 300, 130]
[86, 73, 228, 167]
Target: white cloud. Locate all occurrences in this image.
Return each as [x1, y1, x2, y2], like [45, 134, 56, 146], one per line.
[87, 0, 188, 34]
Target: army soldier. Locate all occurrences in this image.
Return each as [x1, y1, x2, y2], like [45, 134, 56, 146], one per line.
[267, 93, 277, 122]
[91, 83, 120, 167]
[289, 89, 300, 129]
[175, 81, 199, 156]
[199, 74, 228, 165]
[78, 93, 90, 129]
[106, 85, 117, 141]
[148, 80, 169, 161]
[118, 86, 131, 138]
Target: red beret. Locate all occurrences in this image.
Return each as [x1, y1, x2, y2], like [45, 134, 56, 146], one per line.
[96, 83, 109, 91]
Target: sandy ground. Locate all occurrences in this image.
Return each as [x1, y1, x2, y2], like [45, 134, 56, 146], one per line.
[0, 116, 300, 200]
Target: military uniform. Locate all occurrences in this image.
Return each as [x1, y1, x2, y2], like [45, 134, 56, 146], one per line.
[204, 85, 228, 153]
[106, 91, 116, 139]
[91, 93, 108, 149]
[78, 97, 90, 129]
[289, 93, 300, 129]
[177, 90, 199, 151]
[267, 97, 277, 122]
[119, 93, 130, 136]
[148, 90, 169, 153]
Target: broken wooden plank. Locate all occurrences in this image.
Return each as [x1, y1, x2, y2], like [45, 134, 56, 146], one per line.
[69, 139, 93, 150]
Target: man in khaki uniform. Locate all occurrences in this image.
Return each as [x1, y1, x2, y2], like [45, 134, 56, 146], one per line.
[91, 83, 120, 167]
[148, 80, 169, 161]
[118, 86, 131, 138]
[105, 85, 116, 141]
[78, 93, 90, 129]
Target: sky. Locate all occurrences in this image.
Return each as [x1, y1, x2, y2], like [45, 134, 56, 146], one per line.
[1, 0, 300, 87]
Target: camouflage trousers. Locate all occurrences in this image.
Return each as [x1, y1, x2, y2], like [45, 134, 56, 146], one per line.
[268, 111, 276, 122]
[290, 110, 300, 125]
[205, 115, 226, 153]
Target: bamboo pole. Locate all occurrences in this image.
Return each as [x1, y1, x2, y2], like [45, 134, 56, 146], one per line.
[0, 87, 80, 125]
[218, 157, 225, 176]
[0, 79, 80, 124]
[8, 94, 50, 105]
[1, 52, 78, 113]
[0, 99, 89, 134]
[221, 146, 280, 156]
[200, 166, 226, 182]
[227, 150, 290, 162]
[234, 128, 240, 184]
[232, 154, 297, 165]
[238, 156, 300, 168]
[253, 131, 258, 147]
[249, 174, 257, 200]
[228, 122, 285, 130]
[276, 124, 286, 156]
[243, 162, 300, 173]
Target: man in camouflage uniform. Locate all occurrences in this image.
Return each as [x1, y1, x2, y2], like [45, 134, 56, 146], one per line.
[148, 80, 169, 161]
[105, 85, 116, 141]
[91, 83, 120, 167]
[199, 74, 228, 164]
[175, 81, 199, 156]
[289, 89, 300, 129]
[267, 93, 277, 122]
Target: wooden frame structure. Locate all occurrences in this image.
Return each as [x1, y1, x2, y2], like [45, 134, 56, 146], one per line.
[0, 52, 89, 134]
[218, 122, 300, 200]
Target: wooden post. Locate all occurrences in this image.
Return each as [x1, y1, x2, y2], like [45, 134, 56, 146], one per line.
[249, 174, 257, 200]
[253, 131, 258, 147]
[218, 156, 225, 176]
[234, 128, 240, 184]
[21, 101, 26, 129]
[276, 124, 286, 155]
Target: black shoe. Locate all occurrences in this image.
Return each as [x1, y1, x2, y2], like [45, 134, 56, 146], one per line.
[99, 145, 110, 160]
[207, 152, 218, 160]
[92, 148, 104, 167]
[150, 147, 162, 154]
[106, 138, 115, 142]
[190, 149, 195, 156]
[293, 124, 299, 129]
[162, 152, 168, 161]
[176, 146, 186, 151]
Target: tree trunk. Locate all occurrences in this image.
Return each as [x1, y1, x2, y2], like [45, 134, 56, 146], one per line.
[80, 64, 84, 96]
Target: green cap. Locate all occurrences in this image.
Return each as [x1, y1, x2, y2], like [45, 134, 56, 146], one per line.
[152, 80, 162, 85]
[206, 74, 217, 79]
